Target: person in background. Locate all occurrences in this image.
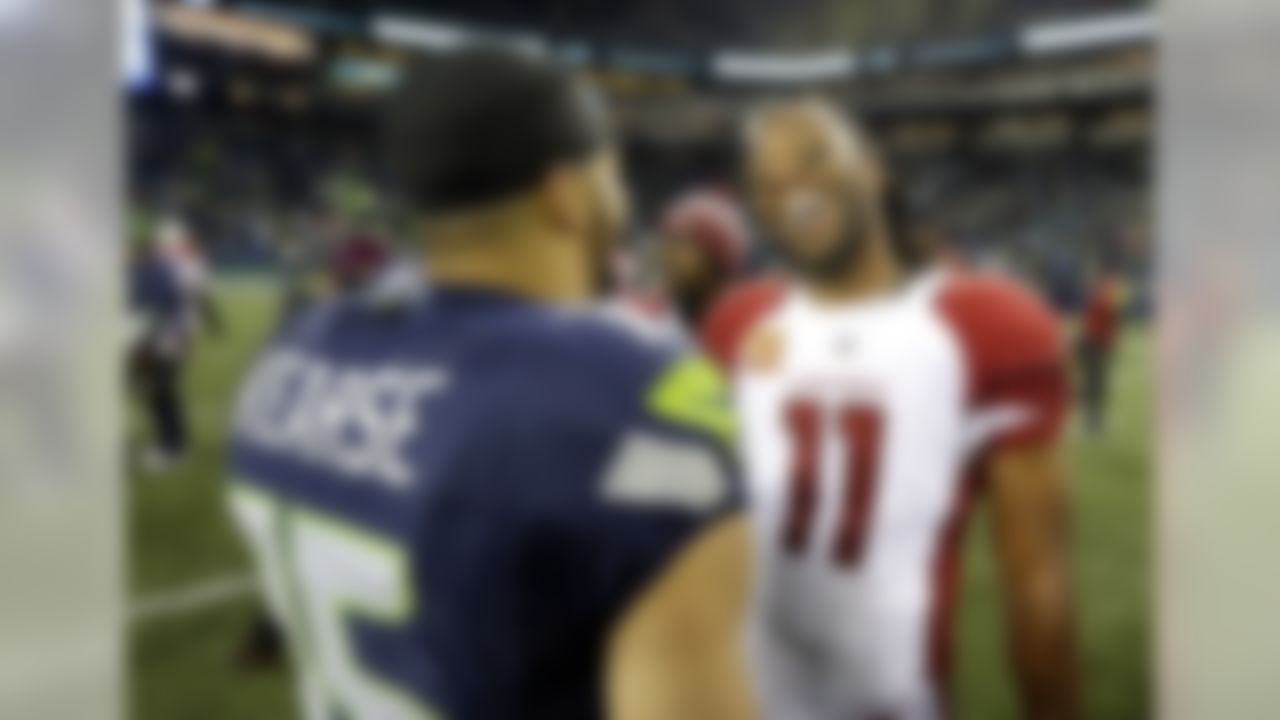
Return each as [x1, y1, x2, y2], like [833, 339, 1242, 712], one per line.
[608, 189, 752, 345]
[1079, 264, 1125, 435]
[128, 230, 191, 471]
[157, 217, 222, 337]
[273, 208, 336, 331]
[657, 189, 751, 329]
[330, 230, 391, 293]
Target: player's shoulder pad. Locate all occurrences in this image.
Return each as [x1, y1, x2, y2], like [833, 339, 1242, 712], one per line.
[697, 274, 788, 370]
[536, 310, 735, 447]
[598, 349, 738, 516]
[458, 309, 742, 517]
[538, 305, 681, 378]
[935, 270, 1065, 400]
[644, 351, 735, 448]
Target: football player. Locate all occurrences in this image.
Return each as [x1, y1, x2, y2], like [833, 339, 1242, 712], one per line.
[657, 188, 752, 330]
[227, 49, 755, 720]
[701, 98, 1079, 719]
[606, 189, 751, 346]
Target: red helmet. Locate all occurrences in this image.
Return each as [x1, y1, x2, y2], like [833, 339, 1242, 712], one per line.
[661, 189, 749, 274]
[334, 234, 389, 285]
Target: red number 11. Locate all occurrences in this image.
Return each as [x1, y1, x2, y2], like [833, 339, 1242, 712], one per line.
[781, 399, 884, 568]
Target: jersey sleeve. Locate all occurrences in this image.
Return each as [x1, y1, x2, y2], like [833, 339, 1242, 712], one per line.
[697, 276, 787, 370]
[489, 350, 745, 640]
[938, 273, 1070, 449]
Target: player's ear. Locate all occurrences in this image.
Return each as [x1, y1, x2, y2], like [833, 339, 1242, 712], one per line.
[537, 164, 588, 237]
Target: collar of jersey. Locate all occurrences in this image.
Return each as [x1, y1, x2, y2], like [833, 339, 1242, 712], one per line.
[791, 266, 942, 315]
[427, 283, 546, 311]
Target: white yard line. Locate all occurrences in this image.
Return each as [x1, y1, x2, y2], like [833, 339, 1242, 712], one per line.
[131, 573, 258, 625]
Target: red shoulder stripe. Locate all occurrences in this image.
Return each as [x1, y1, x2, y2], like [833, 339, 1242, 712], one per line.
[697, 276, 787, 370]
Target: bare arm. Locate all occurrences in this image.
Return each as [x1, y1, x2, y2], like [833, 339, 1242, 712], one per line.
[988, 441, 1080, 720]
[606, 515, 757, 720]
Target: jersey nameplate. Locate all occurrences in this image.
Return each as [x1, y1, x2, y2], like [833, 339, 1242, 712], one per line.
[235, 350, 449, 490]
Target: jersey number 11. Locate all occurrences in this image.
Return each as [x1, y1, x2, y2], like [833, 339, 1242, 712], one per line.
[781, 399, 884, 568]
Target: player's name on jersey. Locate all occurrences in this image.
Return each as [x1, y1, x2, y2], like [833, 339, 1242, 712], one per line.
[234, 349, 449, 490]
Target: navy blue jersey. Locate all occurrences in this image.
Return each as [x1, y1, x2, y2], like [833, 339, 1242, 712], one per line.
[228, 285, 743, 720]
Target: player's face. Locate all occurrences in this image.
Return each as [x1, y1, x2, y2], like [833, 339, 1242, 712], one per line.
[747, 103, 882, 280]
[659, 230, 711, 294]
[658, 229, 723, 325]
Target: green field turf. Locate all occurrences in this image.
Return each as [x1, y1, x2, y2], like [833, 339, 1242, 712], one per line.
[130, 276, 1150, 719]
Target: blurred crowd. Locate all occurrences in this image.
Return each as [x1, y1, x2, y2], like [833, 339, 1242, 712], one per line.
[127, 120, 1150, 312]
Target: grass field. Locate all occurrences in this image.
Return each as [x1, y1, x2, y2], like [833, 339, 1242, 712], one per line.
[130, 276, 1150, 719]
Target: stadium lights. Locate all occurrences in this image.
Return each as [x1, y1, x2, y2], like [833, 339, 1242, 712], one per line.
[373, 15, 468, 52]
[712, 49, 858, 84]
[1021, 10, 1155, 56]
[373, 14, 547, 57]
[156, 4, 315, 63]
[358, 9, 1149, 84]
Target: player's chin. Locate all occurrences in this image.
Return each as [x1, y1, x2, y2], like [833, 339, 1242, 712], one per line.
[778, 238, 850, 279]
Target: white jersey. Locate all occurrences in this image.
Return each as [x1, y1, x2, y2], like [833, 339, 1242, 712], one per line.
[702, 269, 1067, 720]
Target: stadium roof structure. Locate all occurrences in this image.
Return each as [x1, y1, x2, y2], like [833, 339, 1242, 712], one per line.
[157, 0, 1154, 89]
[136, 0, 1153, 154]
[209, 0, 1152, 49]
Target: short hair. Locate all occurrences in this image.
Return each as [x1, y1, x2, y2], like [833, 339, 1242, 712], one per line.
[384, 47, 608, 214]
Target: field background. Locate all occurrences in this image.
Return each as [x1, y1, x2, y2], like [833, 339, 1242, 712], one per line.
[130, 276, 1150, 719]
